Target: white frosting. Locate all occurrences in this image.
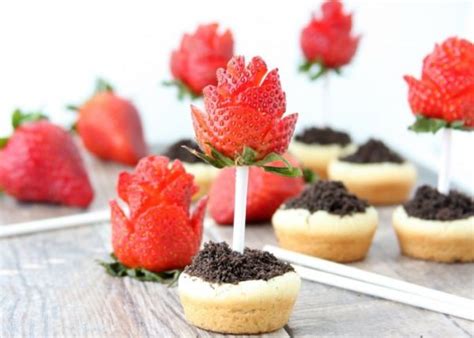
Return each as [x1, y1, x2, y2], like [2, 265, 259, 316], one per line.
[290, 141, 356, 165]
[178, 271, 301, 302]
[392, 206, 474, 237]
[272, 207, 378, 235]
[328, 160, 416, 183]
[183, 162, 219, 181]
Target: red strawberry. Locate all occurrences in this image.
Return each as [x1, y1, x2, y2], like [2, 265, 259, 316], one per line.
[0, 111, 93, 207]
[300, 0, 359, 69]
[209, 154, 305, 224]
[191, 56, 298, 161]
[75, 79, 147, 165]
[404, 37, 474, 127]
[111, 155, 207, 272]
[171, 23, 234, 96]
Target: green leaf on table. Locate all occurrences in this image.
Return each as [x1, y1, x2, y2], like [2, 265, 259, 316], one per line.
[99, 254, 181, 286]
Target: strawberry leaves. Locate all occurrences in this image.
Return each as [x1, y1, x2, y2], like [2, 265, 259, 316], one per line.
[99, 254, 181, 286]
[12, 109, 47, 129]
[409, 115, 473, 133]
[0, 137, 9, 149]
[184, 144, 302, 177]
[95, 78, 114, 94]
[299, 60, 340, 81]
[162, 79, 201, 101]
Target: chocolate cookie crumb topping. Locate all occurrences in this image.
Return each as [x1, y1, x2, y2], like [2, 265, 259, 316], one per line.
[295, 127, 351, 146]
[284, 180, 368, 216]
[184, 242, 294, 284]
[341, 139, 404, 164]
[404, 185, 474, 221]
[163, 139, 203, 164]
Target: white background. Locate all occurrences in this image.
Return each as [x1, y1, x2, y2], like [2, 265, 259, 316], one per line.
[0, 0, 473, 192]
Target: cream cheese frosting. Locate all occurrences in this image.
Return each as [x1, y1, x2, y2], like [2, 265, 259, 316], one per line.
[393, 206, 474, 237]
[328, 160, 416, 184]
[272, 207, 378, 235]
[179, 271, 301, 302]
[290, 141, 356, 164]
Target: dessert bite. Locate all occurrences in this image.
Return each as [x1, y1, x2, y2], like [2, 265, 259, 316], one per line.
[392, 186, 474, 263]
[392, 37, 473, 263]
[272, 181, 378, 262]
[290, 127, 356, 178]
[163, 138, 218, 199]
[179, 242, 301, 334]
[328, 139, 416, 205]
[181, 55, 301, 334]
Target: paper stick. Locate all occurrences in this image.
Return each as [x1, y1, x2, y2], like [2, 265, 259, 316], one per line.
[232, 166, 249, 253]
[264, 245, 473, 308]
[0, 209, 110, 238]
[438, 128, 452, 194]
[321, 72, 330, 126]
[294, 265, 473, 321]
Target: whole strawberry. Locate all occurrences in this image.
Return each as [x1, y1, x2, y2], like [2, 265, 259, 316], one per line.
[191, 56, 298, 170]
[167, 23, 234, 98]
[73, 79, 147, 165]
[110, 156, 207, 272]
[209, 155, 305, 225]
[404, 37, 474, 131]
[0, 110, 94, 207]
[300, 0, 359, 78]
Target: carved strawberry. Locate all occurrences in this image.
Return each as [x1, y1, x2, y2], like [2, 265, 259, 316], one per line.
[167, 23, 234, 98]
[110, 156, 207, 272]
[404, 37, 474, 131]
[300, 0, 360, 79]
[189, 56, 299, 176]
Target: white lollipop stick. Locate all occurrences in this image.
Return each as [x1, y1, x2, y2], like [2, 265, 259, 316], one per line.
[321, 72, 331, 127]
[232, 166, 249, 253]
[437, 128, 452, 194]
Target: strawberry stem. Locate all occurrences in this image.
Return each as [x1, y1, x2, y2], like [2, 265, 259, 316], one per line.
[95, 78, 114, 94]
[162, 79, 201, 101]
[11, 109, 48, 129]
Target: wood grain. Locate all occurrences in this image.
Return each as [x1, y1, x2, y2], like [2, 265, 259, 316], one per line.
[0, 145, 473, 337]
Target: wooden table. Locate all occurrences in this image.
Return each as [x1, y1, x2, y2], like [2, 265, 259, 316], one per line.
[1, 146, 473, 337]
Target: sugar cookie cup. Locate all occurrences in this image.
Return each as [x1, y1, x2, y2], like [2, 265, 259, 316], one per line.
[272, 181, 378, 262]
[179, 271, 300, 334]
[179, 242, 301, 334]
[328, 160, 416, 205]
[273, 207, 378, 262]
[392, 206, 474, 263]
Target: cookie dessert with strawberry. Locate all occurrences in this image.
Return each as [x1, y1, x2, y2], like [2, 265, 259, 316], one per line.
[70, 79, 147, 165]
[208, 154, 306, 225]
[295, 0, 360, 177]
[179, 242, 300, 334]
[328, 139, 417, 205]
[101, 155, 207, 281]
[272, 181, 378, 262]
[179, 55, 301, 334]
[290, 127, 355, 178]
[165, 23, 234, 99]
[0, 110, 93, 207]
[163, 139, 219, 199]
[392, 37, 474, 263]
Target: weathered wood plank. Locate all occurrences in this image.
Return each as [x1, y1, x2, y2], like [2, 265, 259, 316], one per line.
[0, 145, 472, 337]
